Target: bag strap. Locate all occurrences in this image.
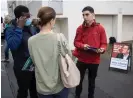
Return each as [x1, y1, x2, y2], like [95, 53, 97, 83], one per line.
[57, 33, 70, 71]
[57, 33, 66, 56]
[57, 33, 61, 54]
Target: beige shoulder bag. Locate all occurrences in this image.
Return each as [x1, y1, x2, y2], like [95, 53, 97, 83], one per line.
[57, 33, 80, 88]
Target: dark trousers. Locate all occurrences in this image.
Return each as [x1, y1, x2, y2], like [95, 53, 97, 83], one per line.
[14, 68, 38, 98]
[4, 42, 9, 59]
[75, 61, 99, 97]
[38, 88, 69, 98]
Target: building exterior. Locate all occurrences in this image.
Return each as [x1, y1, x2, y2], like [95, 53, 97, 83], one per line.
[7, 0, 133, 49]
[1, 0, 8, 18]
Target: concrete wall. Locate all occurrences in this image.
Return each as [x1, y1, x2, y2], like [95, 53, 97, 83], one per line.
[53, 19, 61, 33]
[122, 15, 133, 41]
[95, 15, 113, 42]
[7, 1, 16, 18]
[53, 18, 68, 40]
[112, 16, 118, 40]
[63, 1, 133, 15]
[62, 1, 133, 49]
[7, 0, 42, 19]
[27, 1, 42, 19]
[7, 1, 133, 49]
[1, 0, 8, 18]
[60, 18, 68, 40]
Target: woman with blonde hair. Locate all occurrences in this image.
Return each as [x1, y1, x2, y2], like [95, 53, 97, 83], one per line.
[4, 15, 12, 28]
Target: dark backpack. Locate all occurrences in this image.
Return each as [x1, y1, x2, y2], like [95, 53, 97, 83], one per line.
[109, 37, 116, 44]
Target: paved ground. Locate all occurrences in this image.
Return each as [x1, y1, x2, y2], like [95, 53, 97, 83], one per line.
[1, 39, 133, 98]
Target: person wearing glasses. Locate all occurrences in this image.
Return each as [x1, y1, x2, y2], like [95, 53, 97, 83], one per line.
[73, 6, 107, 98]
[5, 5, 38, 98]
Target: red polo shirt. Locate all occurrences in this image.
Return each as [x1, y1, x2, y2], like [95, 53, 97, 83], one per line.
[73, 21, 107, 64]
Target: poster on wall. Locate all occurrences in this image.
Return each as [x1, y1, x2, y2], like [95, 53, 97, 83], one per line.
[109, 43, 132, 71]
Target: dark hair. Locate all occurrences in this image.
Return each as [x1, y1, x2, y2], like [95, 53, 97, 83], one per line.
[37, 6, 56, 26]
[82, 6, 94, 13]
[14, 5, 29, 18]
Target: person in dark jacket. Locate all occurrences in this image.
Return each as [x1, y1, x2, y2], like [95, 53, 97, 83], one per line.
[73, 6, 107, 98]
[5, 5, 38, 98]
[1, 15, 12, 62]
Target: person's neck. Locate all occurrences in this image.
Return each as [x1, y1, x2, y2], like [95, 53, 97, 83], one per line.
[86, 20, 94, 26]
[123, 53, 129, 56]
[40, 25, 52, 34]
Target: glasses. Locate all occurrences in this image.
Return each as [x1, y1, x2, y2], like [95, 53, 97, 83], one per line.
[82, 13, 89, 16]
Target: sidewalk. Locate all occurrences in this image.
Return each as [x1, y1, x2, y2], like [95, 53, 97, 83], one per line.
[1, 40, 133, 98]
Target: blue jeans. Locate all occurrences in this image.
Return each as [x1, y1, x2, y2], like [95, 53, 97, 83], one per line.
[38, 88, 69, 98]
[4, 42, 9, 59]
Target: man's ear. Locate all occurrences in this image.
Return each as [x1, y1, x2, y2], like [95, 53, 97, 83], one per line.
[50, 19, 54, 24]
[92, 13, 95, 19]
[49, 19, 52, 25]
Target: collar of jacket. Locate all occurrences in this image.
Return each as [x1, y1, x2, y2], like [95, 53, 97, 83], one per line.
[82, 19, 100, 28]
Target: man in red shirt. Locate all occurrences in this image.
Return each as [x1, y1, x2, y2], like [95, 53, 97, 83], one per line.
[73, 6, 107, 98]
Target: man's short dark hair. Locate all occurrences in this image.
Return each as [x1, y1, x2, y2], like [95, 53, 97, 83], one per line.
[14, 5, 29, 18]
[82, 6, 94, 13]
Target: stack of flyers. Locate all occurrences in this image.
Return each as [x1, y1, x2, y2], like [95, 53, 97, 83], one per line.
[87, 47, 98, 52]
[22, 57, 34, 71]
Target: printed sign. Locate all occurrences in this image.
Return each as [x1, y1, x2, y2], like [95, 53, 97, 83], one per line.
[109, 43, 132, 70]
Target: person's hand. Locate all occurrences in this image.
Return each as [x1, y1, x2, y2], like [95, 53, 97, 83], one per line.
[96, 48, 105, 53]
[17, 16, 27, 28]
[84, 44, 90, 50]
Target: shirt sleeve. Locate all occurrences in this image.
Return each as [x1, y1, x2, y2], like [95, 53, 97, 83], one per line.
[74, 26, 84, 50]
[5, 27, 23, 50]
[60, 33, 72, 57]
[28, 38, 34, 59]
[99, 25, 107, 51]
